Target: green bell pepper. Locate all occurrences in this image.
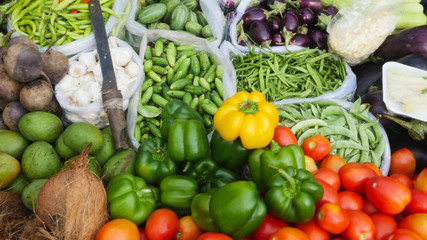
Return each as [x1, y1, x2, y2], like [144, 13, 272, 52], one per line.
[210, 181, 266, 239]
[210, 130, 252, 170]
[106, 173, 156, 226]
[191, 188, 219, 233]
[135, 137, 176, 185]
[184, 157, 217, 183]
[161, 100, 204, 139]
[199, 167, 241, 193]
[147, 185, 161, 208]
[168, 119, 209, 162]
[248, 141, 305, 192]
[265, 166, 323, 224]
[160, 175, 198, 215]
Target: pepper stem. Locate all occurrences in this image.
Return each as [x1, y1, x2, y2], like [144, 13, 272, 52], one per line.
[182, 162, 191, 173]
[268, 165, 296, 191]
[239, 99, 259, 115]
[269, 141, 282, 154]
[379, 114, 427, 141]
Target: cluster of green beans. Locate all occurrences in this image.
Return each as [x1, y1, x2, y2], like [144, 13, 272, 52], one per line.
[276, 99, 386, 167]
[134, 38, 225, 143]
[232, 48, 347, 102]
[7, 0, 117, 46]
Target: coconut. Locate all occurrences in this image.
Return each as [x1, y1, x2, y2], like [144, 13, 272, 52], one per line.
[0, 191, 30, 239]
[36, 143, 109, 240]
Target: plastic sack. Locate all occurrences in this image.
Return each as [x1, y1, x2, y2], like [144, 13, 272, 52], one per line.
[126, 30, 236, 150]
[7, 0, 129, 56]
[228, 0, 307, 54]
[55, 37, 143, 128]
[275, 99, 391, 175]
[125, 0, 225, 48]
[219, 40, 357, 105]
[327, 0, 405, 66]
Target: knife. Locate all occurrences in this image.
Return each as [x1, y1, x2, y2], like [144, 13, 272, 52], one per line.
[88, 0, 128, 150]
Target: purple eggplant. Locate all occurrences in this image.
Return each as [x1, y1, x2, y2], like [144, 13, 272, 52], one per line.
[285, 9, 297, 15]
[298, 8, 314, 25]
[281, 12, 299, 33]
[272, 33, 285, 46]
[314, 9, 332, 30]
[219, 0, 241, 12]
[245, 6, 264, 13]
[299, 0, 322, 12]
[248, 20, 272, 46]
[269, 18, 282, 34]
[242, 9, 268, 29]
[309, 29, 327, 50]
[374, 25, 427, 60]
[290, 34, 310, 47]
[324, 5, 338, 17]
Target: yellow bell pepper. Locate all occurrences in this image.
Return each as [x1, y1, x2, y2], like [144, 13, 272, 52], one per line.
[213, 91, 279, 149]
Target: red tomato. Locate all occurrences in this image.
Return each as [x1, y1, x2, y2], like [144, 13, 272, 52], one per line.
[314, 168, 341, 192]
[319, 155, 346, 173]
[316, 203, 350, 235]
[145, 209, 179, 240]
[273, 126, 298, 146]
[362, 195, 379, 216]
[139, 227, 148, 240]
[342, 210, 376, 240]
[414, 168, 427, 193]
[404, 189, 427, 215]
[399, 213, 427, 239]
[269, 227, 309, 240]
[252, 213, 288, 240]
[296, 219, 330, 240]
[339, 162, 378, 193]
[302, 135, 331, 162]
[96, 219, 140, 240]
[174, 216, 203, 240]
[365, 176, 411, 215]
[390, 148, 416, 178]
[338, 191, 363, 211]
[388, 229, 423, 240]
[390, 174, 414, 189]
[197, 233, 232, 240]
[363, 162, 383, 176]
[315, 179, 339, 208]
[370, 213, 398, 240]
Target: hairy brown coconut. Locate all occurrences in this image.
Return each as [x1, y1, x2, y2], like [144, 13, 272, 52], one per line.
[36, 144, 109, 240]
[0, 191, 30, 240]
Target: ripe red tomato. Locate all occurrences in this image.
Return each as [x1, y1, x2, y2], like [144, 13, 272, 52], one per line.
[390, 173, 414, 189]
[388, 229, 423, 240]
[316, 203, 350, 235]
[95, 219, 140, 240]
[370, 212, 398, 240]
[174, 215, 203, 240]
[399, 213, 427, 239]
[269, 227, 309, 240]
[390, 148, 416, 178]
[252, 213, 288, 240]
[139, 227, 148, 240]
[273, 126, 298, 146]
[296, 219, 330, 240]
[339, 162, 377, 194]
[145, 209, 179, 240]
[319, 155, 346, 173]
[362, 195, 379, 216]
[197, 233, 232, 240]
[414, 168, 427, 193]
[314, 168, 341, 192]
[315, 179, 339, 208]
[342, 210, 376, 240]
[404, 189, 427, 215]
[363, 162, 383, 176]
[302, 135, 331, 162]
[365, 176, 411, 215]
[338, 191, 363, 211]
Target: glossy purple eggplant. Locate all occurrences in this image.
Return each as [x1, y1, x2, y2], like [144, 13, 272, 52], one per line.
[242, 9, 268, 29]
[299, 0, 322, 11]
[269, 18, 282, 34]
[246, 6, 264, 13]
[272, 33, 285, 46]
[298, 8, 314, 25]
[324, 5, 338, 17]
[281, 12, 299, 33]
[309, 29, 327, 50]
[249, 20, 272, 46]
[285, 9, 297, 15]
[290, 34, 310, 47]
[219, 0, 241, 12]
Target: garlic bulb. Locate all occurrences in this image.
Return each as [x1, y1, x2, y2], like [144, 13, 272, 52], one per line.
[125, 61, 140, 78]
[68, 60, 87, 78]
[72, 88, 91, 106]
[111, 47, 133, 67]
[78, 51, 97, 71]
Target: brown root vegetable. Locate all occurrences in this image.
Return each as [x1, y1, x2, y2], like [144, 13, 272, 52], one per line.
[37, 144, 109, 240]
[41, 49, 69, 85]
[19, 79, 54, 111]
[0, 191, 30, 240]
[2, 101, 28, 131]
[0, 64, 23, 103]
[7, 36, 38, 50]
[0, 114, 7, 129]
[44, 96, 63, 116]
[4, 44, 42, 83]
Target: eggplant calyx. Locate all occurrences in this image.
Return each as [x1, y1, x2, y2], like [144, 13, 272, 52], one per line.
[380, 114, 427, 142]
[284, 0, 298, 10]
[269, 4, 286, 17]
[280, 29, 296, 50]
[315, 13, 332, 30]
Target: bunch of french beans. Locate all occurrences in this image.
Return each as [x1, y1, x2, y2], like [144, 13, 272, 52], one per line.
[7, 0, 117, 46]
[134, 38, 224, 143]
[276, 99, 386, 167]
[233, 48, 347, 102]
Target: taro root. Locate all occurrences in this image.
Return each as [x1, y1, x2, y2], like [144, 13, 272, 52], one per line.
[7, 36, 38, 50]
[41, 49, 69, 85]
[45, 96, 63, 116]
[0, 64, 23, 103]
[2, 101, 28, 131]
[3, 44, 42, 83]
[19, 79, 54, 111]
